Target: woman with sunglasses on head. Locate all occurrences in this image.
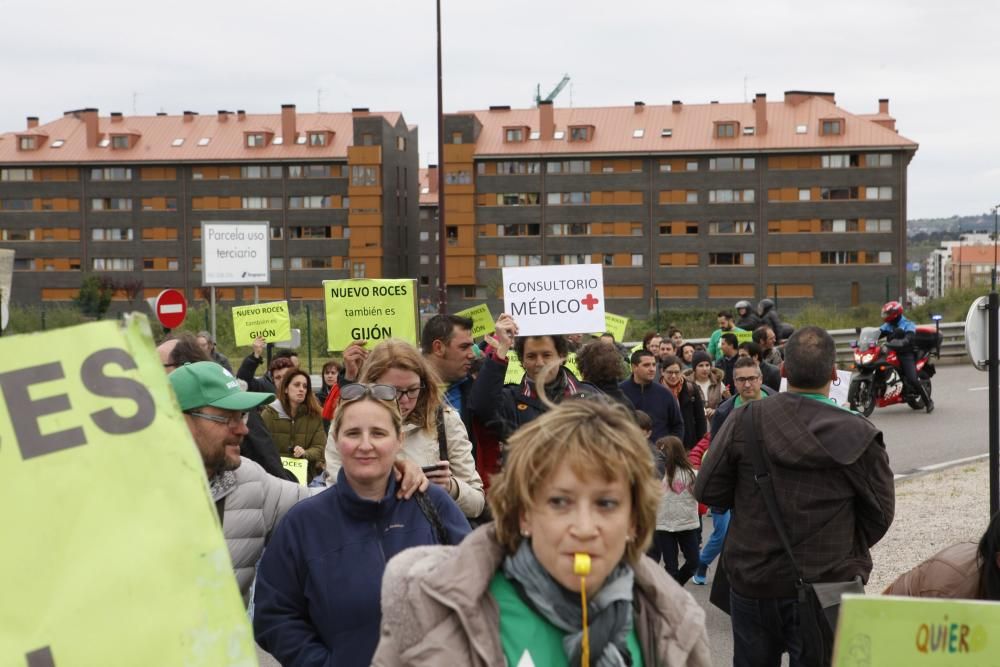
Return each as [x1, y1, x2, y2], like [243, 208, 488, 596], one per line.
[372, 399, 711, 666]
[261, 368, 326, 483]
[325, 340, 486, 520]
[253, 382, 471, 667]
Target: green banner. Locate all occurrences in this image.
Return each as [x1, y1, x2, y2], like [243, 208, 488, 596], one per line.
[455, 303, 495, 338]
[231, 300, 291, 346]
[833, 594, 997, 666]
[0, 315, 254, 666]
[323, 279, 418, 351]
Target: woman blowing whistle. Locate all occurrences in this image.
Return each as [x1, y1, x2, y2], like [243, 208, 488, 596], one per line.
[372, 399, 712, 666]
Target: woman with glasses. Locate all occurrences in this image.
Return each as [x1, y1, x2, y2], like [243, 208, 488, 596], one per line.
[253, 382, 471, 666]
[659, 355, 707, 450]
[261, 369, 326, 483]
[325, 340, 486, 520]
[371, 399, 711, 666]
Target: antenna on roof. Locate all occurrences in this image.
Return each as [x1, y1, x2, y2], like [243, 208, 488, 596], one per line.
[534, 74, 570, 106]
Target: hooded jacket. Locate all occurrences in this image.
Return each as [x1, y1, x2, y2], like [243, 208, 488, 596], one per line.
[695, 393, 894, 598]
[683, 366, 727, 415]
[882, 542, 981, 599]
[261, 399, 326, 482]
[371, 525, 712, 667]
[253, 470, 470, 667]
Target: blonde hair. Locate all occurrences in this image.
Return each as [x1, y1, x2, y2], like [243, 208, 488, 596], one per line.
[331, 392, 403, 439]
[358, 339, 443, 434]
[489, 399, 659, 563]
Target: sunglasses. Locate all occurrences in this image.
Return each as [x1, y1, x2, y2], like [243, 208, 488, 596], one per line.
[340, 383, 398, 402]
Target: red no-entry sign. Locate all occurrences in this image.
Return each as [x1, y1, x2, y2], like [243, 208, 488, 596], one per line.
[155, 289, 187, 329]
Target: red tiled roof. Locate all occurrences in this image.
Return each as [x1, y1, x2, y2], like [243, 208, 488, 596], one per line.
[456, 94, 917, 156]
[952, 245, 1000, 264]
[418, 167, 438, 206]
[0, 109, 404, 163]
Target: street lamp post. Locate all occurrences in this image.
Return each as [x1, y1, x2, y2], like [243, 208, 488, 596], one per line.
[990, 205, 1000, 516]
[435, 0, 448, 314]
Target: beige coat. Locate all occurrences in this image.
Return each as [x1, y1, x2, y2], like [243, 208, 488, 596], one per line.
[372, 525, 712, 667]
[883, 542, 981, 599]
[684, 367, 727, 422]
[325, 405, 486, 518]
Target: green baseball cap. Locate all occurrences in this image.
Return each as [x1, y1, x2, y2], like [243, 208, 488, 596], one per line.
[169, 361, 274, 412]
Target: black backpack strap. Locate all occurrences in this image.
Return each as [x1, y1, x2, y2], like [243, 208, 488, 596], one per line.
[414, 491, 451, 545]
[741, 402, 805, 583]
[436, 405, 448, 462]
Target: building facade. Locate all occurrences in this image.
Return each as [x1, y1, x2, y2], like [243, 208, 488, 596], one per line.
[439, 91, 917, 315]
[417, 165, 440, 312]
[0, 105, 418, 307]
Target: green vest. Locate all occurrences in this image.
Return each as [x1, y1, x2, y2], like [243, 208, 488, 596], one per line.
[489, 571, 644, 666]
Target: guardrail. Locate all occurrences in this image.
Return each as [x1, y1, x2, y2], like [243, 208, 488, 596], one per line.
[679, 321, 968, 368]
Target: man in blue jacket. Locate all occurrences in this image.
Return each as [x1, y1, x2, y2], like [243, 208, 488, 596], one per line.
[620, 349, 684, 443]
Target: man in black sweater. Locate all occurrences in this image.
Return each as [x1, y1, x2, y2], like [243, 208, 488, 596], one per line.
[619, 349, 684, 443]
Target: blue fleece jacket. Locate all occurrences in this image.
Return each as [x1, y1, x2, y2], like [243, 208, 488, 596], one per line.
[253, 469, 470, 667]
[620, 377, 684, 443]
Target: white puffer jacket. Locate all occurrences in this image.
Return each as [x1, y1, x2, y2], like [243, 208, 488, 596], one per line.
[210, 457, 313, 602]
[656, 468, 700, 532]
[325, 406, 485, 518]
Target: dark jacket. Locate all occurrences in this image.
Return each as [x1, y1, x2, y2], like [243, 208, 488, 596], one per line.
[240, 410, 299, 483]
[469, 353, 600, 443]
[736, 313, 762, 331]
[260, 401, 326, 482]
[710, 385, 776, 435]
[695, 393, 895, 598]
[592, 378, 633, 408]
[760, 361, 781, 393]
[237, 353, 276, 394]
[620, 377, 684, 443]
[253, 470, 470, 667]
[714, 354, 738, 394]
[670, 380, 707, 450]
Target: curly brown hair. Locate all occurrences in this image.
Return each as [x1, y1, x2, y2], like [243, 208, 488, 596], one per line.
[575, 341, 626, 385]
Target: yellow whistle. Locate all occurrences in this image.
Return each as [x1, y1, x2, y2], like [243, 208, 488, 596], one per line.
[574, 552, 591, 576]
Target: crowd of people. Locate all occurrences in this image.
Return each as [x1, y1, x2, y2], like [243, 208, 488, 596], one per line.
[149, 297, 998, 667]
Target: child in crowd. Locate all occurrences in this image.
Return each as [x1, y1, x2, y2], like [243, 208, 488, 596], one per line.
[653, 436, 701, 585]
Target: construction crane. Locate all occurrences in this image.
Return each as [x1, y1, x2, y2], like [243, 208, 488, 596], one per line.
[535, 74, 571, 106]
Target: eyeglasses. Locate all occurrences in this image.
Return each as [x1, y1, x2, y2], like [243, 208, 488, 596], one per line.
[664, 369, 683, 376]
[340, 383, 398, 402]
[733, 376, 762, 385]
[186, 411, 250, 428]
[394, 385, 425, 400]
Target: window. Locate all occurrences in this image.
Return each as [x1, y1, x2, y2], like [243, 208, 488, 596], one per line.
[820, 251, 858, 264]
[820, 219, 859, 233]
[709, 252, 755, 266]
[548, 254, 589, 265]
[352, 262, 366, 278]
[821, 119, 842, 136]
[498, 254, 540, 267]
[553, 130, 565, 140]
[91, 228, 133, 241]
[351, 166, 378, 186]
[92, 257, 134, 271]
[246, 133, 267, 147]
[290, 257, 334, 270]
[91, 198, 132, 211]
[0, 229, 35, 240]
[709, 221, 755, 234]
[820, 154, 851, 169]
[308, 132, 326, 146]
[708, 189, 755, 203]
[820, 187, 858, 200]
[495, 193, 539, 206]
[271, 226, 283, 240]
[546, 160, 590, 174]
[288, 196, 331, 209]
[505, 128, 524, 143]
[795, 124, 807, 134]
[877, 251, 892, 264]
[242, 196, 281, 209]
[602, 254, 614, 266]
[631, 254, 644, 267]
[242, 165, 282, 179]
[495, 161, 542, 175]
[716, 123, 736, 138]
[798, 189, 811, 201]
[659, 222, 699, 236]
[271, 257, 284, 270]
[548, 223, 592, 236]
[709, 157, 755, 171]
[111, 135, 130, 149]
[451, 132, 463, 144]
[444, 170, 472, 185]
[865, 186, 893, 201]
[91, 167, 132, 181]
[569, 126, 591, 142]
[686, 191, 698, 203]
[658, 253, 699, 267]
[546, 191, 590, 205]
[864, 218, 892, 232]
[19, 136, 39, 150]
[288, 164, 335, 178]
[865, 153, 893, 167]
[632, 129, 645, 138]
[661, 128, 673, 137]
[497, 224, 540, 237]
[686, 160, 698, 171]
[171, 138, 184, 147]
[1, 168, 34, 181]
[419, 231, 430, 241]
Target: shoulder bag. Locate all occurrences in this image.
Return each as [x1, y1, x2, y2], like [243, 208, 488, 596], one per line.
[741, 402, 863, 667]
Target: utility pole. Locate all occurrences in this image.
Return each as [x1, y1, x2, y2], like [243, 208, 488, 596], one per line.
[990, 204, 999, 516]
[435, 0, 448, 314]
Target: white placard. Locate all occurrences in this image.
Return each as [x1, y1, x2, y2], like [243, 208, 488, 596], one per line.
[502, 264, 605, 337]
[201, 221, 271, 286]
[778, 369, 853, 407]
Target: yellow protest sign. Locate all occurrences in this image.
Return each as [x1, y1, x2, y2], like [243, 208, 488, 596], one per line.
[324, 279, 418, 351]
[502, 351, 581, 384]
[231, 300, 291, 346]
[281, 456, 308, 486]
[602, 313, 629, 342]
[735, 330, 754, 344]
[833, 595, 998, 666]
[0, 315, 254, 666]
[455, 303, 495, 338]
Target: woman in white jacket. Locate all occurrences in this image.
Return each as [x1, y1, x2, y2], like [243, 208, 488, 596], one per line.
[325, 339, 485, 519]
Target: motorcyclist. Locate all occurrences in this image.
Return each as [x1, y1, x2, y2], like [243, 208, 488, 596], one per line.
[734, 300, 761, 331]
[879, 300, 934, 414]
[758, 298, 794, 342]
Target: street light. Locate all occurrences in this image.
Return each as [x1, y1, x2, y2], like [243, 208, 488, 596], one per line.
[990, 204, 1000, 517]
[435, 0, 448, 314]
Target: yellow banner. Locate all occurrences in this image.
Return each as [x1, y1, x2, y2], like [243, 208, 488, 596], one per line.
[0, 315, 254, 666]
[502, 351, 581, 384]
[281, 456, 308, 486]
[455, 303, 495, 338]
[602, 313, 629, 342]
[834, 595, 998, 666]
[231, 300, 291, 346]
[735, 330, 754, 344]
[324, 279, 418, 351]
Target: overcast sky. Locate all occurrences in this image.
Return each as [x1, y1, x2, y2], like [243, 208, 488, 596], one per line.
[3, 0, 996, 220]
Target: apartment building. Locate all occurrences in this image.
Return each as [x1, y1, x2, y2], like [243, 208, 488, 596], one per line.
[0, 105, 418, 307]
[417, 166, 440, 312]
[440, 91, 917, 314]
[951, 244, 1000, 290]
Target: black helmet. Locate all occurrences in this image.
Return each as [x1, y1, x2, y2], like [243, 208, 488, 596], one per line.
[758, 298, 775, 314]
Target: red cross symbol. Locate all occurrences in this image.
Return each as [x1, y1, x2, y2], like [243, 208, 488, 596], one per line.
[581, 294, 600, 311]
